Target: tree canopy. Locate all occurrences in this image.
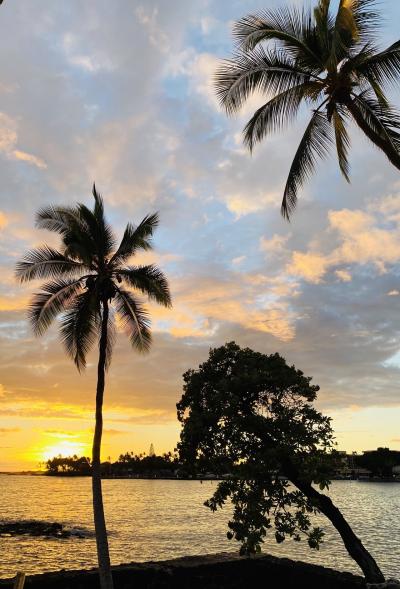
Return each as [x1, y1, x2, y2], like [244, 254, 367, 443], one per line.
[177, 342, 334, 554]
[15, 185, 171, 370]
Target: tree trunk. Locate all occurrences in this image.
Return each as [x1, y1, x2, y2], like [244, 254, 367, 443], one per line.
[281, 456, 385, 584]
[347, 99, 400, 171]
[245, 418, 385, 584]
[92, 299, 114, 589]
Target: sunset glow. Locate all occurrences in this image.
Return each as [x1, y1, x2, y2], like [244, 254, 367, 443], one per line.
[0, 0, 400, 473]
[40, 440, 90, 463]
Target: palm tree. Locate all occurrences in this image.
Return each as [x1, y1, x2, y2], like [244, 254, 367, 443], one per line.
[15, 186, 172, 589]
[215, 0, 400, 219]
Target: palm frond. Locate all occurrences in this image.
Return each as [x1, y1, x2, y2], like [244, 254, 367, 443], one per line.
[313, 0, 334, 59]
[243, 81, 322, 151]
[355, 41, 400, 89]
[332, 107, 351, 182]
[352, 0, 381, 46]
[76, 202, 115, 261]
[351, 92, 400, 152]
[28, 278, 84, 336]
[15, 246, 86, 283]
[92, 183, 104, 220]
[330, 1, 380, 66]
[60, 289, 100, 371]
[215, 47, 314, 115]
[118, 264, 172, 308]
[92, 184, 116, 258]
[110, 213, 159, 266]
[35, 205, 81, 236]
[339, 44, 388, 104]
[329, 0, 360, 70]
[282, 109, 333, 219]
[233, 7, 322, 72]
[115, 287, 151, 353]
[37, 204, 96, 266]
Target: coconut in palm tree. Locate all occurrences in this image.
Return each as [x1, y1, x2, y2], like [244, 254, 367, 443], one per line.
[216, 0, 400, 218]
[16, 185, 172, 589]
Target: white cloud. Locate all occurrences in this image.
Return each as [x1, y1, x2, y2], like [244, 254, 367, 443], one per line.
[260, 233, 290, 254]
[225, 190, 279, 219]
[62, 32, 114, 72]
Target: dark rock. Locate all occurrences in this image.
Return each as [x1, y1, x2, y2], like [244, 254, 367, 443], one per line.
[0, 521, 90, 540]
[0, 552, 367, 588]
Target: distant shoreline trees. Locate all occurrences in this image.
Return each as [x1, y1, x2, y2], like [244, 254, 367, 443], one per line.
[43, 446, 400, 480]
[45, 452, 179, 478]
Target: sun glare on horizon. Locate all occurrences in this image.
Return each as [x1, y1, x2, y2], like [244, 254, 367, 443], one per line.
[40, 440, 90, 462]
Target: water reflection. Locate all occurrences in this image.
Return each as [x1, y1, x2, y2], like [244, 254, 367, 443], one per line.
[0, 476, 399, 579]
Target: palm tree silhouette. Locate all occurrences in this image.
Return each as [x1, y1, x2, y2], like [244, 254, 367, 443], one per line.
[216, 0, 400, 218]
[15, 185, 172, 589]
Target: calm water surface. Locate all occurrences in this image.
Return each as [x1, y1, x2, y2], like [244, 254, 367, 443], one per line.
[1, 475, 399, 579]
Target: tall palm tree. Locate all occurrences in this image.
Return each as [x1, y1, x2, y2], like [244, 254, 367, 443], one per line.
[15, 186, 172, 589]
[215, 0, 400, 219]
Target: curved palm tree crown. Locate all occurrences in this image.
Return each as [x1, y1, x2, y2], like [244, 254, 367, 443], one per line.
[216, 0, 400, 219]
[15, 185, 172, 369]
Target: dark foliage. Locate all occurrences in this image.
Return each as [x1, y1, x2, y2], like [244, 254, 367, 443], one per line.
[216, 0, 400, 218]
[177, 342, 334, 554]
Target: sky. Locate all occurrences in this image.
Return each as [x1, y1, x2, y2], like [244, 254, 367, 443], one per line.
[1, 0, 400, 470]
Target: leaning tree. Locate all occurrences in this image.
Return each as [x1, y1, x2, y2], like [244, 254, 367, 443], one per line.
[16, 186, 171, 589]
[177, 342, 385, 584]
[216, 0, 400, 218]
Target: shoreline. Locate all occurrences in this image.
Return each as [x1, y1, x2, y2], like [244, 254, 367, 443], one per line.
[0, 552, 366, 588]
[2, 472, 400, 483]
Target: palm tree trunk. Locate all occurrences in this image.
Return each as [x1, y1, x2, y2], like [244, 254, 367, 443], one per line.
[347, 99, 400, 171]
[281, 456, 385, 584]
[92, 299, 114, 589]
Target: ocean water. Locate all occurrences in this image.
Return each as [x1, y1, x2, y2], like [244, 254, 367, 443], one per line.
[1, 475, 399, 580]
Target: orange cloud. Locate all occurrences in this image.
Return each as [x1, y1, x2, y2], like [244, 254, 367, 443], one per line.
[149, 272, 297, 341]
[287, 197, 400, 283]
[287, 251, 329, 284]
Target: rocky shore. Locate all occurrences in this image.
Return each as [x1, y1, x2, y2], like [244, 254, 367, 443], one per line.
[0, 521, 91, 539]
[0, 552, 366, 588]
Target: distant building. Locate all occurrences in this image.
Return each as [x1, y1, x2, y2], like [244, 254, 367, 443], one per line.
[149, 443, 155, 457]
[352, 447, 400, 479]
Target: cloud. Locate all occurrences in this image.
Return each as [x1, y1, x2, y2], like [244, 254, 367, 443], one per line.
[135, 5, 171, 52]
[104, 429, 125, 436]
[0, 113, 46, 169]
[187, 52, 220, 109]
[163, 271, 297, 342]
[335, 269, 352, 282]
[225, 190, 279, 219]
[1, 0, 400, 468]
[287, 196, 400, 283]
[62, 32, 115, 73]
[0, 211, 8, 229]
[12, 150, 47, 169]
[260, 233, 290, 254]
[287, 251, 329, 284]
